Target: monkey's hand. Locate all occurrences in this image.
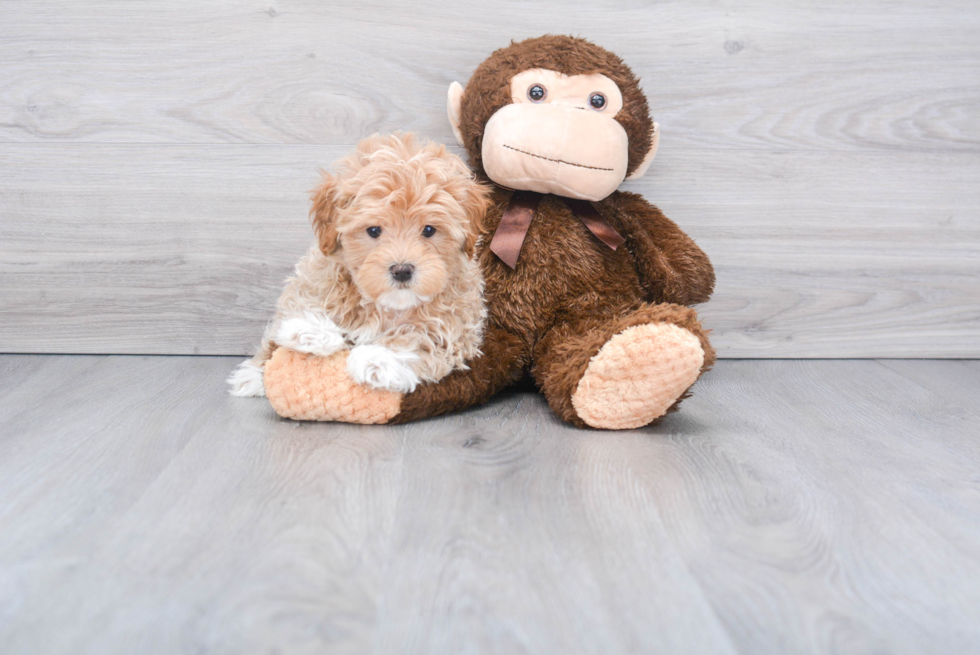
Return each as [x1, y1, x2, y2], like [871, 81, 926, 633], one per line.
[607, 192, 715, 306]
[263, 327, 526, 425]
[263, 348, 402, 424]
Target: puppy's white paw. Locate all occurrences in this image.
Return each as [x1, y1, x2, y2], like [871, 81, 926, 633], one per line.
[275, 313, 346, 356]
[227, 360, 265, 397]
[346, 345, 421, 393]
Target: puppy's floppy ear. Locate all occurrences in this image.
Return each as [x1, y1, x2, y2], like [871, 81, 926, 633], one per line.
[309, 171, 341, 255]
[459, 178, 492, 258]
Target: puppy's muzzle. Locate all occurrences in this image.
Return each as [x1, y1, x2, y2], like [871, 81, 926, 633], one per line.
[389, 263, 415, 284]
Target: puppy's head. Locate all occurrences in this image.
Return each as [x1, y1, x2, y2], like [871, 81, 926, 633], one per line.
[311, 132, 490, 311]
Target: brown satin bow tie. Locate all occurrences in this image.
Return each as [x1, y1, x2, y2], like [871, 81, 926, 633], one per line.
[489, 191, 626, 269]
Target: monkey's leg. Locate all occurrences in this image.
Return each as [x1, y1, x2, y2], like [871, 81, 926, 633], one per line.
[264, 327, 528, 424]
[533, 303, 715, 429]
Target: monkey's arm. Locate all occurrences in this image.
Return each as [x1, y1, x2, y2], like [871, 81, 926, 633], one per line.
[391, 326, 528, 423]
[608, 191, 715, 306]
[263, 325, 528, 424]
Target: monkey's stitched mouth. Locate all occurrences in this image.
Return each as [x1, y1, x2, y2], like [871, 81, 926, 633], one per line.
[502, 144, 614, 172]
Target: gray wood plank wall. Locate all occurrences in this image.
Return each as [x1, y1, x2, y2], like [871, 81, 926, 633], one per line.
[1, 1, 978, 357]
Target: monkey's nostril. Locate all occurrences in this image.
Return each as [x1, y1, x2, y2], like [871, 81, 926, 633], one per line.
[389, 263, 414, 283]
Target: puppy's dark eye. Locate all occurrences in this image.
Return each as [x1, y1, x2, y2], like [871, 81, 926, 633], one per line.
[366, 226, 382, 238]
[528, 84, 546, 102]
[422, 225, 436, 238]
[590, 93, 606, 110]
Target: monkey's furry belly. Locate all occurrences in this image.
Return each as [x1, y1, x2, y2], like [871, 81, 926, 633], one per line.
[479, 194, 646, 342]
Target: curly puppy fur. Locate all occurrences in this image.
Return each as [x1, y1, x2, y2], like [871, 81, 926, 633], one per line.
[228, 132, 491, 397]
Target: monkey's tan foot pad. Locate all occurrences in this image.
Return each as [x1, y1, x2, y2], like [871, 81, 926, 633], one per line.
[571, 322, 705, 430]
[263, 348, 402, 424]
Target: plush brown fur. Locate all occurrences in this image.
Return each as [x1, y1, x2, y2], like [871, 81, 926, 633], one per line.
[394, 188, 715, 425]
[395, 36, 715, 425]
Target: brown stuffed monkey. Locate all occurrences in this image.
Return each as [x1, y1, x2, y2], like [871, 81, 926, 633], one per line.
[264, 35, 715, 429]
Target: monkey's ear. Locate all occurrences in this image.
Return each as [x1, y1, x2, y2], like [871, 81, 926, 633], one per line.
[626, 121, 660, 181]
[447, 82, 465, 147]
[309, 172, 340, 255]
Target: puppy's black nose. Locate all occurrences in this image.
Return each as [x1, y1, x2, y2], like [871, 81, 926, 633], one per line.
[390, 263, 414, 283]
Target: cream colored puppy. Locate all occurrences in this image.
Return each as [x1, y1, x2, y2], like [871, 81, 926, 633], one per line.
[228, 133, 490, 397]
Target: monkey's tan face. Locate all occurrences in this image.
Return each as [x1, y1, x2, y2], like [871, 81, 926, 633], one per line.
[481, 69, 630, 201]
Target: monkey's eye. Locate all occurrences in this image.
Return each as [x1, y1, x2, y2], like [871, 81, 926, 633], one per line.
[527, 84, 547, 102]
[366, 226, 382, 238]
[589, 93, 607, 110]
[422, 225, 436, 238]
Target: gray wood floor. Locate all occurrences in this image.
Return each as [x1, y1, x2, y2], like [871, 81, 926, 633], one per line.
[2, 1, 978, 357]
[2, 355, 978, 654]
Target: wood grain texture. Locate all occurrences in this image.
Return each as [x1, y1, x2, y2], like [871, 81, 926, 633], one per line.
[875, 359, 980, 415]
[1, 0, 979, 356]
[1, 1, 977, 151]
[1, 356, 979, 654]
